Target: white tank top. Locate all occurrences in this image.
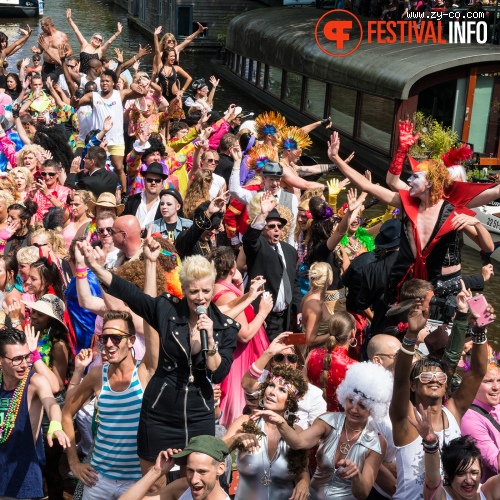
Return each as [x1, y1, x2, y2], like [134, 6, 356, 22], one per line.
[444, 486, 486, 499]
[394, 406, 461, 500]
[178, 488, 230, 500]
[92, 90, 124, 146]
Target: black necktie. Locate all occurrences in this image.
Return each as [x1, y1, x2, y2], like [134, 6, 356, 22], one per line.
[274, 244, 292, 304]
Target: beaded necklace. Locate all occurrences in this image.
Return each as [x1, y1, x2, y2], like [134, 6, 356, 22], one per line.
[0, 371, 29, 443]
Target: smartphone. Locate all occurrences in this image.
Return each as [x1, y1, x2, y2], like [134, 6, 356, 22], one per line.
[286, 333, 306, 345]
[262, 291, 270, 299]
[467, 294, 495, 328]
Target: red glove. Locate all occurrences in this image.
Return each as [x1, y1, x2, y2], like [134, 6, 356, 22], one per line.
[389, 120, 421, 175]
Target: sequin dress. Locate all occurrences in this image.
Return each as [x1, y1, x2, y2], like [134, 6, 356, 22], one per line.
[310, 413, 382, 500]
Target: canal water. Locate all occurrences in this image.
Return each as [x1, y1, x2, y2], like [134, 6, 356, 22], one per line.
[4, 0, 499, 345]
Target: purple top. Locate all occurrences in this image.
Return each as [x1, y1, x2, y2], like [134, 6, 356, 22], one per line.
[461, 398, 500, 482]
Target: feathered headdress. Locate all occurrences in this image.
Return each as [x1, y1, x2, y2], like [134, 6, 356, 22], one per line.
[441, 144, 473, 167]
[276, 126, 312, 152]
[246, 145, 278, 172]
[254, 111, 287, 139]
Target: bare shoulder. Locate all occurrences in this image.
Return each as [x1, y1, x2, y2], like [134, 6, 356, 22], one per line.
[159, 477, 189, 500]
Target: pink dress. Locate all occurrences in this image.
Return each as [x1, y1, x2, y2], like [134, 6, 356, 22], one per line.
[213, 281, 269, 428]
[62, 221, 78, 250]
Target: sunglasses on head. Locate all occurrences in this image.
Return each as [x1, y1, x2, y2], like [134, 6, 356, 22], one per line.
[273, 353, 298, 363]
[414, 371, 447, 385]
[267, 223, 283, 230]
[145, 177, 162, 184]
[97, 227, 113, 235]
[98, 333, 133, 346]
[41, 171, 57, 177]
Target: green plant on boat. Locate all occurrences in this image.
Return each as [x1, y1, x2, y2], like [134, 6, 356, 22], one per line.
[408, 111, 459, 160]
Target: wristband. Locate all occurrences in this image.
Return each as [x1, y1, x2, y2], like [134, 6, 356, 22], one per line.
[249, 362, 264, 379]
[321, 118, 331, 127]
[471, 329, 487, 345]
[76, 267, 87, 273]
[11, 319, 22, 328]
[47, 420, 63, 438]
[400, 345, 415, 356]
[30, 349, 42, 364]
[402, 336, 417, 346]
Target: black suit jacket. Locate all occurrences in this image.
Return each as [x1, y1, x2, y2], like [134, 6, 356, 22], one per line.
[123, 193, 162, 222]
[243, 226, 302, 329]
[66, 168, 119, 198]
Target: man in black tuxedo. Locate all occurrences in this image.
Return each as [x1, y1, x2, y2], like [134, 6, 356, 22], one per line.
[243, 192, 302, 341]
[66, 146, 119, 199]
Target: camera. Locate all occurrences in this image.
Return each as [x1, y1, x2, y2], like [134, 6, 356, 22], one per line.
[430, 295, 456, 324]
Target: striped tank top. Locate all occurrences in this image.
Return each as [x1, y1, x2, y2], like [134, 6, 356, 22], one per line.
[91, 362, 143, 480]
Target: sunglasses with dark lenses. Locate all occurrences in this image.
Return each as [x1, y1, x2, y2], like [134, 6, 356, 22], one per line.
[414, 371, 447, 385]
[145, 177, 162, 184]
[98, 334, 132, 346]
[267, 224, 283, 230]
[32, 242, 48, 248]
[206, 159, 219, 164]
[273, 353, 298, 363]
[97, 227, 113, 235]
[40, 171, 57, 177]
[2, 353, 31, 366]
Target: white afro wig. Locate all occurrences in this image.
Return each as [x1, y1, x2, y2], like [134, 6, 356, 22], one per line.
[336, 362, 393, 422]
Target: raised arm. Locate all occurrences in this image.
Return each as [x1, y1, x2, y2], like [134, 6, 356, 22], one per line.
[301, 117, 332, 135]
[389, 298, 424, 446]
[152, 26, 162, 76]
[100, 22, 122, 54]
[176, 22, 207, 53]
[115, 44, 152, 77]
[207, 76, 219, 108]
[328, 132, 402, 208]
[66, 9, 87, 48]
[3, 25, 32, 58]
[454, 213, 495, 253]
[281, 163, 324, 191]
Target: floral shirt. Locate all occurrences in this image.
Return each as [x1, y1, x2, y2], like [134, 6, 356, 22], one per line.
[31, 183, 72, 223]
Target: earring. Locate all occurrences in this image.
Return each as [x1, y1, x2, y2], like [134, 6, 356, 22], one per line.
[350, 337, 358, 348]
[283, 409, 290, 420]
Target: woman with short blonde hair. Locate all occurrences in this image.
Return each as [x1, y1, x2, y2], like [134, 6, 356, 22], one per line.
[8, 166, 33, 201]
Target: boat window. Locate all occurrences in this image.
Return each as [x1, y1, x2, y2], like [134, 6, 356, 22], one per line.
[329, 85, 357, 136]
[241, 58, 250, 79]
[305, 79, 326, 119]
[267, 66, 283, 97]
[359, 94, 393, 152]
[257, 63, 265, 88]
[228, 52, 235, 71]
[250, 60, 257, 84]
[284, 72, 302, 110]
[235, 55, 241, 75]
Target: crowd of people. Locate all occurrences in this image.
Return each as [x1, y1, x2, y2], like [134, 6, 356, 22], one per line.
[2, 11, 500, 500]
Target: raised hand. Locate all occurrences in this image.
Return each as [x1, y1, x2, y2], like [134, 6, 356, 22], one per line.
[117, 22, 123, 34]
[455, 280, 472, 314]
[208, 193, 227, 215]
[144, 225, 161, 262]
[154, 26, 163, 35]
[75, 348, 93, 370]
[137, 44, 152, 58]
[397, 120, 421, 151]
[102, 115, 113, 133]
[77, 239, 97, 270]
[113, 47, 123, 64]
[45, 76, 53, 89]
[196, 22, 208, 32]
[230, 144, 242, 161]
[326, 178, 345, 197]
[58, 43, 70, 61]
[66, 8, 72, 19]
[258, 291, 274, 318]
[22, 76, 31, 90]
[20, 25, 32, 37]
[24, 324, 40, 352]
[154, 449, 181, 476]
[408, 404, 436, 441]
[209, 75, 219, 88]
[260, 190, 276, 216]
[327, 131, 340, 161]
[407, 298, 427, 334]
[132, 60, 140, 72]
[347, 188, 363, 213]
[199, 126, 213, 142]
[137, 123, 151, 145]
[3, 217, 20, 237]
[264, 331, 293, 357]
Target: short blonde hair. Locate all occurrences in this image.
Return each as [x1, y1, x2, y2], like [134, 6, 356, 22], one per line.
[15, 144, 47, 168]
[247, 192, 277, 222]
[179, 255, 216, 290]
[0, 190, 15, 209]
[74, 190, 96, 217]
[17, 246, 40, 265]
[309, 261, 333, 291]
[8, 167, 34, 197]
[31, 227, 68, 257]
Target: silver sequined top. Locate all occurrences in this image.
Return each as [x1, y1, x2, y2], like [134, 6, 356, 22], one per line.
[310, 413, 382, 500]
[235, 418, 298, 500]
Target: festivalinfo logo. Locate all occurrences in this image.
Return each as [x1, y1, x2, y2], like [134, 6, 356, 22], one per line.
[314, 9, 488, 57]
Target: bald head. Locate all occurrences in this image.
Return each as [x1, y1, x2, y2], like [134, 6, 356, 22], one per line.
[88, 58, 102, 73]
[367, 334, 401, 373]
[112, 215, 142, 257]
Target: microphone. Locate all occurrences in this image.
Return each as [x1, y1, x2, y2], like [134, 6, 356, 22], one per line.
[196, 305, 209, 352]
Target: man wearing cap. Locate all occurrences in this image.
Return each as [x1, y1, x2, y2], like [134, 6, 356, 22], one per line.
[123, 162, 166, 229]
[119, 435, 230, 500]
[229, 150, 298, 246]
[243, 191, 301, 341]
[149, 188, 193, 241]
[67, 145, 119, 199]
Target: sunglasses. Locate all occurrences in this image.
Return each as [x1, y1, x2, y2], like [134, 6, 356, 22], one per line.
[67, 64, 77, 69]
[93, 36, 103, 42]
[167, 39, 175, 44]
[97, 227, 113, 235]
[267, 224, 283, 230]
[2, 353, 31, 366]
[414, 371, 447, 385]
[273, 353, 298, 363]
[40, 172, 57, 177]
[98, 333, 133, 346]
[206, 159, 219, 164]
[32, 242, 48, 248]
[145, 177, 162, 184]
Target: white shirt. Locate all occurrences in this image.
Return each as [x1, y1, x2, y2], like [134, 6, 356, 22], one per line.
[136, 192, 160, 229]
[209, 173, 226, 200]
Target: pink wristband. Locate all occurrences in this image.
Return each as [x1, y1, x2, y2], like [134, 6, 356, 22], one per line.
[76, 267, 87, 273]
[30, 349, 42, 364]
[249, 362, 263, 379]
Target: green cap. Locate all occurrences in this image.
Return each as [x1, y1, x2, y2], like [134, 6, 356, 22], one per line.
[174, 435, 229, 465]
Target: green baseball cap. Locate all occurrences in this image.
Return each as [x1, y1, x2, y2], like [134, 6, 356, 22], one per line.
[174, 435, 229, 465]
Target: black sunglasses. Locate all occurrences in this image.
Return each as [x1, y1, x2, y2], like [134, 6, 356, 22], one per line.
[97, 227, 113, 235]
[40, 172, 57, 177]
[32, 242, 48, 248]
[273, 353, 298, 363]
[267, 224, 283, 230]
[98, 333, 133, 346]
[145, 177, 162, 184]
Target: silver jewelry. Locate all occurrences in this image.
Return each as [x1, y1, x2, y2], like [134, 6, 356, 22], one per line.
[339, 423, 362, 455]
[261, 436, 272, 486]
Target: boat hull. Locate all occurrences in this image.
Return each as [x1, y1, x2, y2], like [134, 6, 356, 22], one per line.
[0, 0, 39, 17]
[463, 205, 500, 262]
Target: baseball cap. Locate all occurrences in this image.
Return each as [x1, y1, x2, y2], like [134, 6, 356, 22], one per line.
[173, 435, 229, 465]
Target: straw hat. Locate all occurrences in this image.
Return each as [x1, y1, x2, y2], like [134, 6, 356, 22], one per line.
[21, 294, 67, 332]
[88, 192, 125, 215]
